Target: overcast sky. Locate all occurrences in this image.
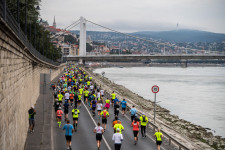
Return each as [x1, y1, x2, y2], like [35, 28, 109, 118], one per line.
[40, 0, 225, 33]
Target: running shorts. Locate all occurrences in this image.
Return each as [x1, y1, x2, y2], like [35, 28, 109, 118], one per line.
[102, 118, 107, 124]
[122, 107, 126, 111]
[65, 135, 72, 141]
[133, 131, 139, 137]
[96, 133, 102, 141]
[57, 116, 62, 119]
[73, 118, 78, 121]
[156, 141, 162, 145]
[64, 109, 68, 114]
[105, 103, 110, 108]
[92, 107, 96, 111]
[29, 119, 35, 126]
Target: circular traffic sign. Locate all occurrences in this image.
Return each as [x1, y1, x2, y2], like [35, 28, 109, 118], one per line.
[152, 85, 159, 93]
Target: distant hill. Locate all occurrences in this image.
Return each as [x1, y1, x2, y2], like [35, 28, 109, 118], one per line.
[132, 30, 225, 43]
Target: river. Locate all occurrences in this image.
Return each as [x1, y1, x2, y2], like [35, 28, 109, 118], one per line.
[94, 67, 225, 137]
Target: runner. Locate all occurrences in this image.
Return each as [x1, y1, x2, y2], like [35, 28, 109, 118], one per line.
[113, 97, 120, 108]
[91, 99, 97, 116]
[69, 92, 74, 106]
[71, 106, 80, 132]
[56, 107, 63, 128]
[120, 99, 127, 116]
[111, 91, 116, 106]
[90, 84, 94, 92]
[132, 118, 140, 145]
[139, 112, 148, 138]
[100, 89, 104, 97]
[96, 101, 103, 119]
[112, 128, 123, 150]
[105, 98, 110, 111]
[63, 120, 74, 150]
[93, 122, 104, 150]
[96, 89, 101, 100]
[88, 92, 95, 107]
[54, 99, 61, 118]
[74, 92, 78, 108]
[112, 116, 121, 133]
[64, 91, 70, 103]
[114, 101, 120, 117]
[28, 105, 36, 133]
[113, 120, 124, 134]
[63, 101, 69, 121]
[57, 92, 63, 105]
[100, 107, 109, 130]
[154, 128, 163, 150]
[83, 89, 89, 104]
[130, 105, 137, 124]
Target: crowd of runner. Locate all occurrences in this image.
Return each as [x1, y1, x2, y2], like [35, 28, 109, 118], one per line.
[50, 64, 163, 150]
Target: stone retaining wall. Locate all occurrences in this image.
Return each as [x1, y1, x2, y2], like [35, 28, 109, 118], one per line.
[0, 18, 65, 150]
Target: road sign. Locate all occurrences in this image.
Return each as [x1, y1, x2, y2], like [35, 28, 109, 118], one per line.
[152, 85, 159, 93]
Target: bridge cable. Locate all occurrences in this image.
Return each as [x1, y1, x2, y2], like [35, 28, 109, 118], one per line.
[52, 22, 80, 39]
[51, 19, 80, 39]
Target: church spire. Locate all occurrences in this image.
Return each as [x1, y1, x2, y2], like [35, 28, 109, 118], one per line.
[53, 16, 56, 28]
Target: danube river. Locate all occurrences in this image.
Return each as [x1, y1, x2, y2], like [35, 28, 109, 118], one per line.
[94, 67, 225, 137]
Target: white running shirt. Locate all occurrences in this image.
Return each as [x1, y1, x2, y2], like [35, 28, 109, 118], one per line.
[96, 103, 102, 111]
[112, 133, 123, 144]
[65, 93, 70, 99]
[95, 126, 104, 134]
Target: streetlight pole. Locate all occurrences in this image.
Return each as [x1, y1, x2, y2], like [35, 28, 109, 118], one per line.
[3, 0, 6, 21]
[25, 0, 27, 36]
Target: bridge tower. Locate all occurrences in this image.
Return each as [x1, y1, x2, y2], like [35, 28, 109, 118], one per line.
[79, 16, 86, 56]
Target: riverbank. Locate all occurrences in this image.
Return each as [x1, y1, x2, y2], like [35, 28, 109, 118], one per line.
[84, 66, 225, 150]
[88, 62, 224, 68]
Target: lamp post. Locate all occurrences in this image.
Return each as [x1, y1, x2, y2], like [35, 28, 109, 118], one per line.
[25, 0, 27, 35]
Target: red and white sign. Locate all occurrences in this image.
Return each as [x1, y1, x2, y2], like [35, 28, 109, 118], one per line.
[152, 85, 159, 93]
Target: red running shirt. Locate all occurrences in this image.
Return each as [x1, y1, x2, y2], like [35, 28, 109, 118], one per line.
[132, 121, 140, 131]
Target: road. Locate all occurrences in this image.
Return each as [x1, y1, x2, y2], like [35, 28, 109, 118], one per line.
[53, 100, 164, 150]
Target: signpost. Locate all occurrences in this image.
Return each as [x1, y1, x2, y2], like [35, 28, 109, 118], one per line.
[152, 85, 159, 124]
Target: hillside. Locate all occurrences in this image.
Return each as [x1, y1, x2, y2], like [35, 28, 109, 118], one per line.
[132, 30, 225, 43]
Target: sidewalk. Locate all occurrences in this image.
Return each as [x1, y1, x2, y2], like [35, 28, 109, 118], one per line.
[24, 73, 62, 150]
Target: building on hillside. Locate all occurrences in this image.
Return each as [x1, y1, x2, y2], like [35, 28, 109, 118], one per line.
[71, 44, 79, 55]
[62, 44, 71, 56]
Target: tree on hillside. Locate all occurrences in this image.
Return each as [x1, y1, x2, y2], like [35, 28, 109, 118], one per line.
[6, 0, 62, 61]
[86, 43, 93, 52]
[64, 35, 78, 44]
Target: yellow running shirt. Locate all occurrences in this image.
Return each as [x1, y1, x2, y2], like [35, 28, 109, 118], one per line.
[154, 132, 163, 141]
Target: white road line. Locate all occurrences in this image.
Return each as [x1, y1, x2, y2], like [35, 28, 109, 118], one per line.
[81, 100, 112, 150]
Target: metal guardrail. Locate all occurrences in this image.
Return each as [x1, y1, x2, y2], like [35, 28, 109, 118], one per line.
[89, 72, 190, 150]
[0, 1, 59, 66]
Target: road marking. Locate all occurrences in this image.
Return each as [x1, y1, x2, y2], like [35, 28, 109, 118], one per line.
[81, 100, 112, 150]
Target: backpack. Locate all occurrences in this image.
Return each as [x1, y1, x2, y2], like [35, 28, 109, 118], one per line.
[142, 116, 146, 122]
[103, 111, 107, 118]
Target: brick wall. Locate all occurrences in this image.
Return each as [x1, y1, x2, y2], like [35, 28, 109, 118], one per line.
[0, 18, 64, 150]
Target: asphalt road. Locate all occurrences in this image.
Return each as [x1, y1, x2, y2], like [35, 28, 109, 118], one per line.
[53, 99, 164, 150]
